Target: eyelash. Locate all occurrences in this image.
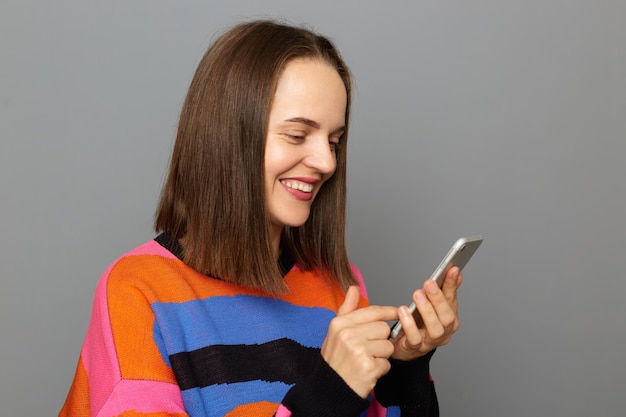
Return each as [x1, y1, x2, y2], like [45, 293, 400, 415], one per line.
[285, 134, 341, 152]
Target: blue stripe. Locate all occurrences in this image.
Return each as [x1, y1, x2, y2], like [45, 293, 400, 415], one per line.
[152, 295, 335, 355]
[385, 405, 402, 416]
[182, 380, 290, 417]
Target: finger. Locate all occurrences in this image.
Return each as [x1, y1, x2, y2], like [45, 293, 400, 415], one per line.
[396, 305, 424, 347]
[373, 357, 393, 379]
[338, 286, 361, 316]
[426, 273, 456, 309]
[367, 339, 395, 359]
[441, 267, 462, 304]
[414, 289, 445, 339]
[343, 305, 399, 325]
[424, 279, 446, 304]
[366, 320, 395, 341]
[423, 279, 458, 328]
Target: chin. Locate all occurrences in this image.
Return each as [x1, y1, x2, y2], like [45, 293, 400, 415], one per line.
[285, 219, 310, 228]
[277, 213, 312, 229]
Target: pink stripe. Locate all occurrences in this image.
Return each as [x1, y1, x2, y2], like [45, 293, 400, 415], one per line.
[97, 379, 185, 416]
[82, 262, 122, 415]
[350, 264, 370, 299]
[367, 396, 387, 416]
[125, 239, 178, 259]
[82, 239, 177, 413]
[275, 404, 292, 417]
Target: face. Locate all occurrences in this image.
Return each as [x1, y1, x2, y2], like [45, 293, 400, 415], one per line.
[264, 58, 347, 245]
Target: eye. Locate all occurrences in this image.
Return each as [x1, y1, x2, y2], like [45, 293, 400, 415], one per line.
[329, 135, 342, 152]
[284, 131, 306, 141]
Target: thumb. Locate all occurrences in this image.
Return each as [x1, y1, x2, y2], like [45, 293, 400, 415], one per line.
[338, 285, 361, 316]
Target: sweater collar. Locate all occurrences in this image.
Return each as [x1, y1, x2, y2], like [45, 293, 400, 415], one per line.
[154, 232, 295, 277]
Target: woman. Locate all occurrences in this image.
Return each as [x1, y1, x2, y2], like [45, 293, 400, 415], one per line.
[60, 20, 462, 417]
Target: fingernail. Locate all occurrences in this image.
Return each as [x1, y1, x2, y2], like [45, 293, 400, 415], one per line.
[416, 290, 428, 304]
[425, 280, 438, 294]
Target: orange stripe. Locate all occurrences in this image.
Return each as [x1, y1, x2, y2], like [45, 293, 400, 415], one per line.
[106, 259, 178, 381]
[115, 411, 187, 417]
[59, 357, 90, 417]
[110, 254, 369, 309]
[224, 401, 280, 416]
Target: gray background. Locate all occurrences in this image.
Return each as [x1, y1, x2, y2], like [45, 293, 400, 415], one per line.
[1, 1, 625, 416]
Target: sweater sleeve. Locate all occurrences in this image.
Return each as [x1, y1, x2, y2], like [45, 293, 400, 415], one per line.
[273, 347, 438, 417]
[277, 352, 370, 417]
[59, 259, 188, 417]
[351, 264, 439, 417]
[373, 349, 439, 416]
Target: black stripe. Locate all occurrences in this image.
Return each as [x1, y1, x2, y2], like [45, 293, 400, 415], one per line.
[170, 338, 320, 390]
[155, 232, 184, 260]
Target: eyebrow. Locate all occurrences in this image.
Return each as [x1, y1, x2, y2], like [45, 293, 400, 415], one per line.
[284, 117, 345, 135]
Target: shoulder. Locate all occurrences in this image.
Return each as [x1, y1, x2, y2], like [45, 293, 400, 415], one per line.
[100, 237, 261, 305]
[96, 238, 193, 305]
[105, 239, 179, 284]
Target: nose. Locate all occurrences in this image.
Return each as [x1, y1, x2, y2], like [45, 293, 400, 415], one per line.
[303, 135, 337, 175]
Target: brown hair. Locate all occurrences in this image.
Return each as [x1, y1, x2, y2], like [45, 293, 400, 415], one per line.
[155, 20, 355, 293]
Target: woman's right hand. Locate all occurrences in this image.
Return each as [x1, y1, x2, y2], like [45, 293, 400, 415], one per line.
[320, 286, 399, 398]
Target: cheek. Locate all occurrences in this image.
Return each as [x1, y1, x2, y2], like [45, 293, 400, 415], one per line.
[263, 144, 280, 181]
[264, 140, 284, 168]
[264, 143, 298, 180]
[263, 154, 290, 198]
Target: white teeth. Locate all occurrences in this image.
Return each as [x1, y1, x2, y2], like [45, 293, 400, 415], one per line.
[281, 180, 314, 192]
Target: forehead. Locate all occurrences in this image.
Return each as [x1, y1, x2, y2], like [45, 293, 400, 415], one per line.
[270, 58, 347, 127]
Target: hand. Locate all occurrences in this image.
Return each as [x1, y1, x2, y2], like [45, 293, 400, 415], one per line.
[321, 286, 399, 398]
[391, 266, 463, 361]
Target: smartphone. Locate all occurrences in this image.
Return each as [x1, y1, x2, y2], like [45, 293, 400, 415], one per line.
[389, 235, 483, 340]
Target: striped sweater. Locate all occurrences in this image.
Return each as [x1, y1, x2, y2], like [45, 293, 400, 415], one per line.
[60, 234, 438, 416]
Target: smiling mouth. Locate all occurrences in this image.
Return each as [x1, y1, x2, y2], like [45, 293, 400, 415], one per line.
[280, 180, 314, 193]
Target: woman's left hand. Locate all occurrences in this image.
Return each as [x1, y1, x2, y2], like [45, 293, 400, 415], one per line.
[391, 266, 463, 360]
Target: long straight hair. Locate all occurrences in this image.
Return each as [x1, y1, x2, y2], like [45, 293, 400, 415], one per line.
[155, 20, 355, 293]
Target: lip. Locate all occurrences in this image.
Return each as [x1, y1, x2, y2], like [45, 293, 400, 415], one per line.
[280, 177, 320, 201]
[285, 176, 320, 184]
